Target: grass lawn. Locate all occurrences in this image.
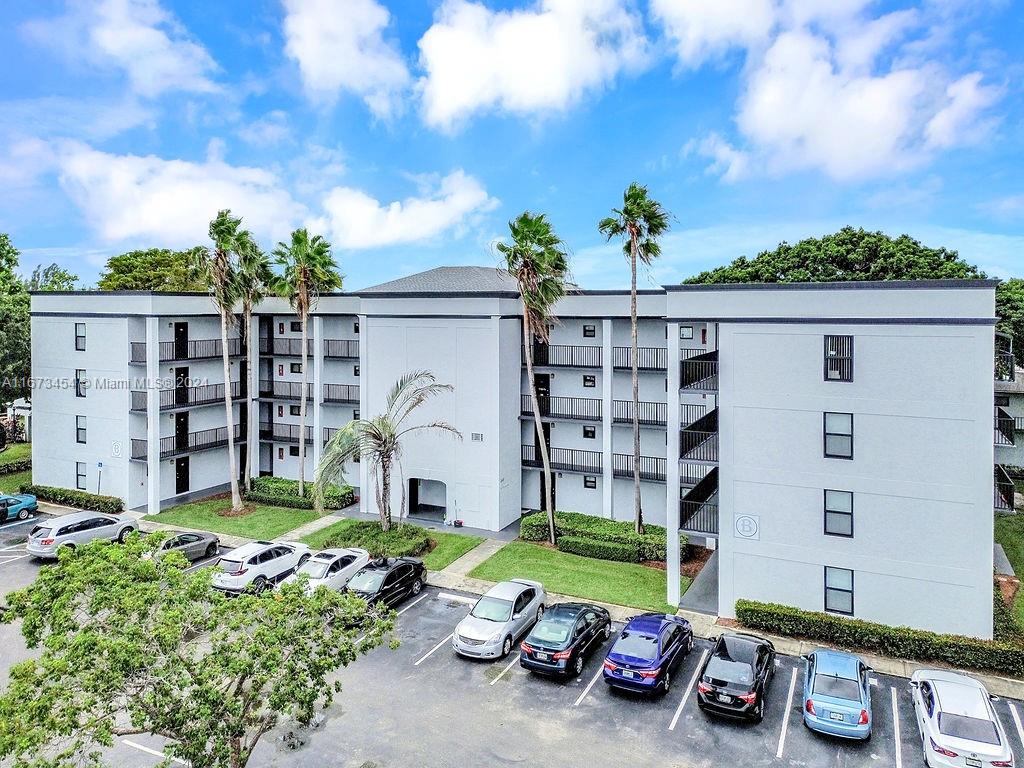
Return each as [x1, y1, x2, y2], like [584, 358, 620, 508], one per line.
[0, 443, 30, 467]
[145, 497, 319, 540]
[995, 513, 1024, 626]
[468, 541, 688, 613]
[0, 470, 30, 495]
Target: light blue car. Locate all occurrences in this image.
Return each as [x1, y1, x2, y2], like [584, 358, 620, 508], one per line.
[0, 493, 37, 522]
[802, 649, 872, 740]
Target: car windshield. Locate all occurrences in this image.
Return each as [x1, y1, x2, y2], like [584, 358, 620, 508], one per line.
[529, 619, 573, 645]
[348, 570, 384, 593]
[30, 526, 51, 539]
[217, 559, 242, 573]
[471, 596, 513, 622]
[705, 656, 754, 686]
[813, 674, 861, 701]
[612, 631, 659, 660]
[938, 713, 1000, 745]
[298, 559, 332, 580]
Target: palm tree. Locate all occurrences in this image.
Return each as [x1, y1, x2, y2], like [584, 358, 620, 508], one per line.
[496, 212, 569, 545]
[272, 229, 342, 497]
[191, 210, 253, 514]
[235, 243, 272, 492]
[598, 183, 671, 534]
[314, 371, 461, 532]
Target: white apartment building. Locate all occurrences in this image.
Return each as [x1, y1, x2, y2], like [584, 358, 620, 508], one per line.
[31, 268, 999, 638]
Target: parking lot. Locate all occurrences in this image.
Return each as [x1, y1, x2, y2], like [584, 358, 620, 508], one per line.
[4, 514, 1024, 767]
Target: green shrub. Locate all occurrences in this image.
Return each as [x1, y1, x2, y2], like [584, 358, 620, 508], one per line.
[244, 476, 354, 510]
[323, 520, 431, 558]
[735, 599, 1024, 678]
[520, 511, 686, 563]
[993, 585, 1024, 644]
[558, 535, 639, 563]
[20, 484, 123, 515]
[0, 459, 31, 475]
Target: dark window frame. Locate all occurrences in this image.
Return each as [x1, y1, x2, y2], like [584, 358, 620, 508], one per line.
[75, 461, 87, 491]
[583, 324, 596, 338]
[823, 412, 854, 459]
[289, 445, 300, 457]
[289, 405, 301, 416]
[824, 335, 854, 382]
[354, 320, 360, 334]
[583, 475, 597, 489]
[995, 395, 1011, 407]
[823, 489, 853, 538]
[583, 425, 596, 439]
[75, 415, 87, 444]
[824, 566, 854, 616]
[354, 364, 360, 377]
[582, 375, 596, 388]
[74, 369, 86, 398]
[290, 321, 302, 332]
[74, 322, 86, 351]
[290, 362, 302, 374]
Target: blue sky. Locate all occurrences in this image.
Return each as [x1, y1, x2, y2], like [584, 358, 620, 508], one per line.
[1, 0, 1022, 290]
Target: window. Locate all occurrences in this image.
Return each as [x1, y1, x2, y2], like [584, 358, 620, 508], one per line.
[278, 447, 284, 459]
[583, 324, 596, 338]
[824, 335, 854, 381]
[582, 375, 596, 388]
[353, 409, 360, 420]
[354, 365, 360, 377]
[584, 476, 597, 489]
[75, 415, 87, 444]
[354, 320, 359, 334]
[824, 566, 854, 615]
[680, 326, 693, 340]
[583, 426, 596, 439]
[74, 369, 86, 398]
[278, 364, 284, 376]
[278, 322, 284, 335]
[289, 405, 301, 416]
[75, 461, 86, 491]
[74, 323, 86, 351]
[824, 412, 854, 459]
[824, 490, 853, 537]
[290, 362, 302, 374]
[278, 405, 284, 417]
[996, 395, 1011, 407]
[289, 446, 300, 457]
[290, 321, 301, 332]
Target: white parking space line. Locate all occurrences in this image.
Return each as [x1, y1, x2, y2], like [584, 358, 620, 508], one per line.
[490, 655, 520, 686]
[0, 554, 29, 566]
[437, 592, 476, 606]
[775, 666, 798, 759]
[891, 686, 903, 768]
[1007, 701, 1024, 748]
[0, 519, 37, 532]
[573, 665, 605, 707]
[121, 739, 187, 765]
[397, 594, 428, 616]
[669, 649, 708, 732]
[0, 543, 28, 551]
[414, 632, 454, 666]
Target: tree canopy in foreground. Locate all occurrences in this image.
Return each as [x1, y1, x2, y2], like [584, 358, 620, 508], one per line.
[97, 248, 206, 291]
[0, 535, 394, 768]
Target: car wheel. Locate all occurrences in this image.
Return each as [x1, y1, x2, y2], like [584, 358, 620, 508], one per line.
[752, 700, 764, 723]
[411, 578, 423, 595]
[662, 672, 671, 695]
[297, 553, 310, 566]
[501, 635, 513, 658]
[205, 542, 218, 558]
[252, 576, 268, 595]
[573, 654, 584, 677]
[17, 508, 28, 520]
[116, 527, 131, 544]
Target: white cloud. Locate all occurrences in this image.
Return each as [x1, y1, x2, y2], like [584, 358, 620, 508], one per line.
[281, 0, 410, 119]
[23, 0, 218, 97]
[650, 0, 775, 68]
[924, 72, 1002, 149]
[313, 170, 499, 249]
[417, 0, 649, 131]
[54, 141, 306, 247]
[978, 194, 1024, 222]
[238, 110, 292, 146]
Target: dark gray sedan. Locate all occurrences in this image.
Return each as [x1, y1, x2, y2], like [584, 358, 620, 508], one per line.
[152, 530, 220, 562]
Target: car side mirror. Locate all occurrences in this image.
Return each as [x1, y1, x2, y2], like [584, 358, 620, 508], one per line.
[513, 612, 522, 620]
[707, 635, 718, 644]
[990, 694, 1001, 703]
[908, 681, 919, 689]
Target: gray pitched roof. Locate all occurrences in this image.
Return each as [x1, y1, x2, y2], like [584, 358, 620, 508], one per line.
[358, 266, 519, 296]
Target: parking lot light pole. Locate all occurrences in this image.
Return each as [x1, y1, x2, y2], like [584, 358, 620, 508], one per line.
[666, 322, 682, 607]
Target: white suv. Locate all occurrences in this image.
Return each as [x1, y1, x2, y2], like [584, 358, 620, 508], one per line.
[211, 540, 311, 594]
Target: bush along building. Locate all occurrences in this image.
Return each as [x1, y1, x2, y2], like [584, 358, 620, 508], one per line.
[31, 268, 999, 638]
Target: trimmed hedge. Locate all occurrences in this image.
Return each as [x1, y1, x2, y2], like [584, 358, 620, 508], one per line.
[557, 534, 639, 563]
[322, 520, 430, 558]
[0, 459, 31, 475]
[736, 599, 1024, 678]
[244, 476, 355, 510]
[20, 484, 124, 515]
[520, 511, 686, 563]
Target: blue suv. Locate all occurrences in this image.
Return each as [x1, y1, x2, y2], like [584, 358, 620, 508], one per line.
[603, 613, 693, 695]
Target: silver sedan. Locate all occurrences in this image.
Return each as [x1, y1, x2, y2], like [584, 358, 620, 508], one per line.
[453, 579, 546, 659]
[151, 530, 220, 562]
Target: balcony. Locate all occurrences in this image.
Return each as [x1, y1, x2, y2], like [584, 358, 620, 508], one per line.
[324, 384, 360, 404]
[259, 421, 313, 444]
[130, 382, 242, 412]
[680, 403, 707, 428]
[522, 444, 602, 474]
[680, 466, 719, 536]
[679, 408, 718, 463]
[259, 337, 314, 357]
[130, 424, 243, 460]
[259, 380, 313, 400]
[525, 344, 602, 368]
[130, 337, 242, 364]
[612, 453, 666, 482]
[996, 408, 1015, 447]
[995, 465, 1016, 512]
[611, 399, 667, 427]
[680, 348, 718, 391]
[611, 346, 667, 371]
[324, 339, 359, 359]
[324, 426, 339, 444]
[521, 394, 601, 422]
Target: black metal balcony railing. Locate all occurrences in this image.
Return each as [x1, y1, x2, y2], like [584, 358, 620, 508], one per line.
[612, 453, 666, 482]
[525, 344, 602, 368]
[259, 337, 314, 357]
[324, 426, 339, 444]
[680, 464, 711, 486]
[259, 380, 313, 400]
[680, 349, 719, 390]
[324, 384, 360, 404]
[680, 404, 707, 429]
[996, 408, 1015, 447]
[680, 408, 718, 462]
[521, 444, 602, 474]
[521, 394, 602, 421]
[259, 421, 313, 444]
[680, 466, 719, 535]
[995, 465, 1016, 511]
[130, 381, 243, 412]
[611, 399, 667, 426]
[131, 424, 243, 460]
[324, 339, 359, 359]
[611, 346, 667, 371]
[130, 337, 242, 364]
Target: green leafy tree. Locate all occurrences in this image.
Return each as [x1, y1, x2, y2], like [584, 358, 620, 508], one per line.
[98, 248, 206, 291]
[598, 183, 671, 535]
[0, 535, 394, 768]
[272, 229, 343, 497]
[235, 245, 273, 492]
[23, 263, 79, 291]
[0, 235, 30, 410]
[316, 371, 461, 531]
[996, 279, 1024, 366]
[497, 212, 570, 545]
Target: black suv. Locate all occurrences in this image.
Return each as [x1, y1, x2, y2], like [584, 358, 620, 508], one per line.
[346, 557, 426, 607]
[697, 632, 776, 721]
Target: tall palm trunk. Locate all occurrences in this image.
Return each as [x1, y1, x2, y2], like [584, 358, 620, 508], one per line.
[220, 310, 242, 512]
[523, 316, 556, 544]
[297, 314, 309, 496]
[629, 237, 643, 535]
[242, 305, 253, 493]
[378, 455, 392, 532]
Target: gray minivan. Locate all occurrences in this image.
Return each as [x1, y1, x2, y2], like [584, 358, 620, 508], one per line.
[26, 511, 139, 559]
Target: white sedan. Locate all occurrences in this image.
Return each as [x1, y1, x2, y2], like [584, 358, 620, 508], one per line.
[910, 669, 1014, 768]
[283, 547, 370, 593]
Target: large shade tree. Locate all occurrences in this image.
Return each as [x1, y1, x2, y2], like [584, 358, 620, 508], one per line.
[98, 248, 206, 291]
[235, 244, 273, 492]
[497, 212, 570, 545]
[599, 183, 671, 534]
[0, 235, 31, 411]
[315, 371, 461, 531]
[272, 229, 343, 497]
